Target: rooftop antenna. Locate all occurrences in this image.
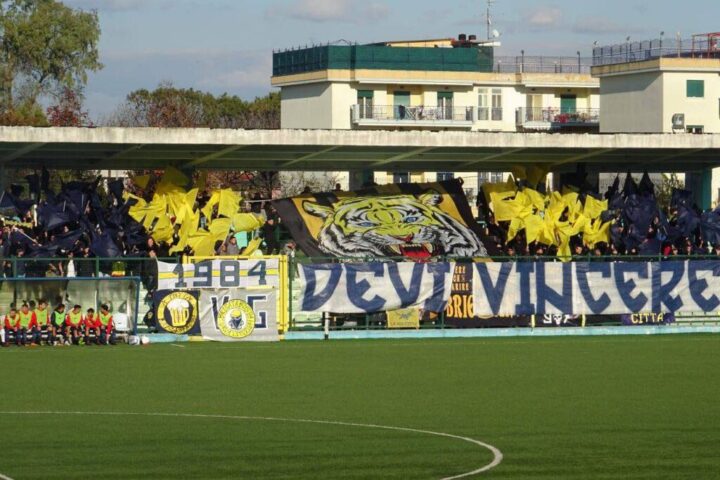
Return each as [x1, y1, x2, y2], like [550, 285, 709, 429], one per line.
[486, 0, 495, 41]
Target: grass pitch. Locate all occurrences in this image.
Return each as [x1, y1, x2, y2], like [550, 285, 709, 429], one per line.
[0, 335, 719, 479]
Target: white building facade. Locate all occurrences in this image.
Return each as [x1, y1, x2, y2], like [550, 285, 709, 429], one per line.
[272, 37, 599, 193]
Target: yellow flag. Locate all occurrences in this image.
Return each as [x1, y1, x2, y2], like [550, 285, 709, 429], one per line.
[242, 237, 263, 256]
[524, 214, 544, 244]
[490, 191, 518, 222]
[232, 213, 264, 232]
[583, 195, 608, 220]
[526, 166, 548, 189]
[133, 175, 151, 189]
[185, 188, 198, 209]
[482, 176, 516, 206]
[507, 217, 523, 243]
[187, 231, 215, 257]
[151, 215, 174, 243]
[201, 191, 220, 219]
[218, 189, 241, 218]
[523, 188, 546, 212]
[196, 171, 207, 191]
[160, 166, 189, 187]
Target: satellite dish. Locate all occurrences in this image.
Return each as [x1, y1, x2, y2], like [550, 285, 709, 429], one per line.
[492, 29, 501, 38]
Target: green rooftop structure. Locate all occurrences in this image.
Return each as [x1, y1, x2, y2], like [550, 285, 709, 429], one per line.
[273, 44, 494, 76]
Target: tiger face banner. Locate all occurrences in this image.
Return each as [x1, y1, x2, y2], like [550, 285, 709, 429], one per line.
[272, 179, 497, 260]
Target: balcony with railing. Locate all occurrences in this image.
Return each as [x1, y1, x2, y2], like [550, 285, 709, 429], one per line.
[493, 55, 593, 74]
[593, 34, 720, 66]
[516, 107, 599, 131]
[351, 105, 474, 128]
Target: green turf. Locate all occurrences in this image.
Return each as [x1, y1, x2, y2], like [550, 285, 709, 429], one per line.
[1, 335, 719, 479]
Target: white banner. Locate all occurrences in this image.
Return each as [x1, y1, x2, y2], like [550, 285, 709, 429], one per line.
[158, 259, 280, 291]
[472, 260, 720, 316]
[199, 288, 279, 342]
[298, 262, 455, 313]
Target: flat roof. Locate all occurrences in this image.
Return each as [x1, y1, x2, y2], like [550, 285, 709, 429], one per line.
[0, 127, 718, 173]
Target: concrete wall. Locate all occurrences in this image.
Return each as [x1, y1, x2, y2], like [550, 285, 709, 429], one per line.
[280, 83, 334, 129]
[599, 72, 663, 133]
[662, 72, 720, 134]
[329, 83, 354, 130]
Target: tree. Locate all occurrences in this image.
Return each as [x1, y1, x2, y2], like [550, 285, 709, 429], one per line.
[0, 0, 102, 125]
[104, 82, 280, 129]
[106, 82, 280, 129]
[109, 83, 282, 196]
[278, 172, 341, 197]
[656, 173, 685, 210]
[46, 87, 91, 126]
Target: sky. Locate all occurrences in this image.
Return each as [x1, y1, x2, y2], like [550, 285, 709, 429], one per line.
[65, 0, 720, 122]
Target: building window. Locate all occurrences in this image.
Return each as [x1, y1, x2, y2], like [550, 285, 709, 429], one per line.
[357, 90, 374, 119]
[478, 88, 489, 120]
[394, 91, 411, 120]
[687, 80, 704, 98]
[687, 125, 704, 134]
[478, 172, 504, 185]
[437, 92, 454, 120]
[437, 172, 454, 182]
[393, 172, 410, 184]
[491, 89, 503, 121]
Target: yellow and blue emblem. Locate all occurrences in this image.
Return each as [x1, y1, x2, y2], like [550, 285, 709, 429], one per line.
[217, 300, 256, 339]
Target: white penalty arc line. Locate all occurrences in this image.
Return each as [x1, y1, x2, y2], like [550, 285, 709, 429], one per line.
[0, 411, 502, 479]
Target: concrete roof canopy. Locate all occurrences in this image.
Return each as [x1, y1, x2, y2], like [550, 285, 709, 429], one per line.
[0, 127, 718, 174]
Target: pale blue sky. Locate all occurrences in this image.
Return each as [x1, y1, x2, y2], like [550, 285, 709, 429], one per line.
[65, 0, 719, 121]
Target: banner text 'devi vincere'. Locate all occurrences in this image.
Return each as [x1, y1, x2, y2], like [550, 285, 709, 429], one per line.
[472, 260, 720, 316]
[298, 261, 720, 315]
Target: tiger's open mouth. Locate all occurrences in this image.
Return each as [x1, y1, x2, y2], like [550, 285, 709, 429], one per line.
[387, 243, 440, 260]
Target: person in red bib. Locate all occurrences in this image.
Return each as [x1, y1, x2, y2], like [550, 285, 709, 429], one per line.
[84, 308, 100, 345]
[18, 303, 40, 346]
[64, 304, 84, 345]
[97, 304, 116, 345]
[3, 307, 20, 346]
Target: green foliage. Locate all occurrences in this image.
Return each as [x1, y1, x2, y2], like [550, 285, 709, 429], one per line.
[0, 0, 102, 125]
[656, 173, 685, 210]
[109, 82, 280, 129]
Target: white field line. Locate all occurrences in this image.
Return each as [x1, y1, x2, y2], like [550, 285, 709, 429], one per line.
[0, 411, 503, 479]
[169, 343, 186, 348]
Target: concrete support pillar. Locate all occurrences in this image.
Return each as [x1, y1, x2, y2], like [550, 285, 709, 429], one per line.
[348, 170, 374, 191]
[685, 169, 712, 210]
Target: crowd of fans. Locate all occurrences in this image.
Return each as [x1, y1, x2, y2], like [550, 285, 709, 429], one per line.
[0, 177, 292, 282]
[1, 171, 718, 281]
[479, 173, 720, 260]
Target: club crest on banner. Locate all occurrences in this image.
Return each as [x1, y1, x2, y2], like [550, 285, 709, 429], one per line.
[217, 299, 256, 339]
[154, 290, 200, 335]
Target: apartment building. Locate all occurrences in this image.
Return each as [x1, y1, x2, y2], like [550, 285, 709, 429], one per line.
[592, 33, 720, 206]
[272, 35, 599, 192]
